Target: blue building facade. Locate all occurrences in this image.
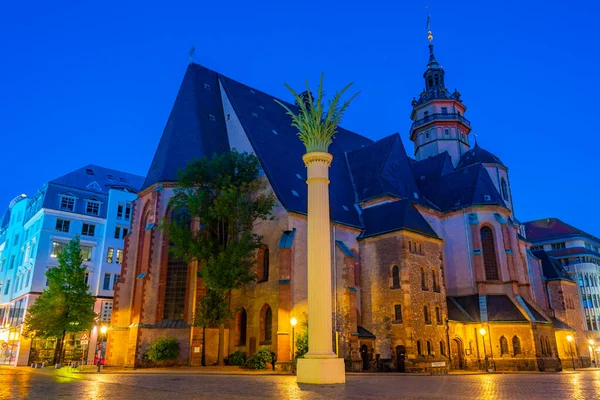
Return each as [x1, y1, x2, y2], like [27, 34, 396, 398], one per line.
[0, 165, 143, 366]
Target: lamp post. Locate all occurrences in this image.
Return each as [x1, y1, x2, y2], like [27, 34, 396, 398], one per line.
[589, 339, 597, 367]
[567, 335, 575, 370]
[97, 326, 107, 372]
[290, 317, 297, 373]
[480, 328, 488, 372]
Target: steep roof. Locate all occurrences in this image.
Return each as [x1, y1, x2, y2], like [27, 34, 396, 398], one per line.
[532, 250, 573, 281]
[359, 199, 439, 239]
[523, 218, 600, 245]
[411, 151, 454, 182]
[447, 295, 531, 322]
[346, 133, 420, 204]
[143, 63, 231, 189]
[457, 142, 505, 169]
[418, 163, 506, 212]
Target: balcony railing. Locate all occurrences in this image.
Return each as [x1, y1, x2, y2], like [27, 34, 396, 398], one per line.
[411, 113, 471, 130]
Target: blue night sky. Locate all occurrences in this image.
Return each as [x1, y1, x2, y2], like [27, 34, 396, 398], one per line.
[1, 1, 598, 235]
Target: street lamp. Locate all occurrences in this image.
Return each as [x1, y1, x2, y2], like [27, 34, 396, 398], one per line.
[480, 328, 488, 372]
[290, 317, 297, 373]
[567, 335, 575, 370]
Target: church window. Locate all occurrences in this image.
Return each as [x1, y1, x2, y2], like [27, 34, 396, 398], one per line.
[391, 265, 400, 289]
[432, 270, 440, 292]
[440, 341, 446, 356]
[444, 128, 449, 135]
[435, 307, 442, 324]
[417, 340, 422, 356]
[500, 178, 509, 201]
[424, 306, 431, 324]
[163, 208, 190, 321]
[394, 304, 402, 323]
[421, 268, 428, 291]
[427, 340, 432, 356]
[257, 245, 269, 282]
[500, 336, 509, 356]
[235, 308, 247, 346]
[481, 227, 500, 280]
[512, 336, 521, 355]
[441, 107, 448, 114]
[260, 304, 272, 344]
[434, 76, 439, 86]
[428, 77, 433, 87]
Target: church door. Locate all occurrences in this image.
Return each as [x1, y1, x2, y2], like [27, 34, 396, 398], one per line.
[451, 338, 464, 370]
[360, 345, 369, 371]
[396, 345, 406, 372]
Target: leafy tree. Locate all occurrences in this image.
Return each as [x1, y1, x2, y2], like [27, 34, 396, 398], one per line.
[274, 72, 359, 153]
[166, 150, 276, 365]
[23, 236, 96, 364]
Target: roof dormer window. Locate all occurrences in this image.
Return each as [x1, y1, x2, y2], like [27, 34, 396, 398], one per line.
[85, 198, 101, 216]
[59, 194, 75, 212]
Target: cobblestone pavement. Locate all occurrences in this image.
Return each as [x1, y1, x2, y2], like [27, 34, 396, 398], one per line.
[2, 368, 600, 400]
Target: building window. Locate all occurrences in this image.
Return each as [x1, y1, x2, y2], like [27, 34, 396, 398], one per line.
[10, 255, 16, 269]
[85, 199, 100, 216]
[260, 304, 273, 344]
[421, 268, 428, 291]
[81, 223, 95, 236]
[103, 273, 111, 290]
[440, 341, 446, 356]
[84, 272, 90, 285]
[60, 195, 75, 211]
[394, 304, 402, 323]
[106, 247, 114, 263]
[500, 178, 509, 201]
[51, 241, 66, 258]
[531, 245, 543, 251]
[425, 131, 430, 139]
[441, 107, 448, 114]
[113, 274, 120, 289]
[116, 249, 123, 264]
[4, 279, 10, 295]
[81, 246, 92, 262]
[444, 128, 449, 135]
[500, 336, 509, 356]
[117, 204, 124, 219]
[417, 340, 422, 356]
[432, 270, 440, 292]
[579, 274, 584, 287]
[101, 301, 113, 323]
[257, 245, 269, 282]
[435, 307, 442, 324]
[481, 227, 500, 280]
[114, 227, 121, 239]
[513, 336, 521, 355]
[13, 235, 19, 245]
[391, 265, 400, 289]
[235, 308, 247, 346]
[424, 306, 431, 324]
[551, 242, 566, 250]
[55, 219, 70, 232]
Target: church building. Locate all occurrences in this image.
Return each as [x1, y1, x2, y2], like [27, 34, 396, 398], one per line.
[106, 40, 589, 372]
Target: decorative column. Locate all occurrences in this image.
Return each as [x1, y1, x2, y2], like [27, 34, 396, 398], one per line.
[296, 151, 346, 384]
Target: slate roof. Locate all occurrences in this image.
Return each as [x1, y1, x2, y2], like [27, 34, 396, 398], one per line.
[346, 133, 420, 204]
[551, 317, 574, 331]
[520, 298, 549, 322]
[457, 142, 505, 169]
[411, 151, 454, 182]
[359, 199, 439, 239]
[356, 325, 376, 339]
[532, 250, 574, 282]
[417, 163, 507, 212]
[523, 218, 600, 245]
[447, 295, 530, 322]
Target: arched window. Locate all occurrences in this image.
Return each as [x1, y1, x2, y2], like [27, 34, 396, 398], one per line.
[257, 245, 269, 282]
[235, 308, 247, 346]
[424, 306, 431, 324]
[432, 270, 440, 292]
[440, 341, 446, 356]
[421, 268, 428, 291]
[539, 337, 545, 356]
[500, 336, 509, 356]
[391, 265, 400, 289]
[512, 336, 521, 356]
[545, 337, 552, 356]
[163, 209, 190, 321]
[427, 340, 432, 356]
[480, 227, 500, 280]
[417, 340, 422, 356]
[500, 178, 509, 201]
[260, 304, 272, 344]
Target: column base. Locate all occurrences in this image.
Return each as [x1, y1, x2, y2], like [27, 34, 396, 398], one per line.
[296, 357, 346, 384]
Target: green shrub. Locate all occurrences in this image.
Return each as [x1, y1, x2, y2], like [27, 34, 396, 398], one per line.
[227, 350, 246, 366]
[244, 347, 273, 370]
[145, 337, 180, 362]
[295, 330, 308, 360]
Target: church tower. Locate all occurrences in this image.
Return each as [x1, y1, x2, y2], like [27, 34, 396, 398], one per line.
[409, 17, 472, 167]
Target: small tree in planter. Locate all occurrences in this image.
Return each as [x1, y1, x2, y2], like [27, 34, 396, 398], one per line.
[145, 337, 180, 367]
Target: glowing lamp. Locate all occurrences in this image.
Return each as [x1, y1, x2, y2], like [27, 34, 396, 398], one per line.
[479, 328, 486, 336]
[566, 335, 573, 342]
[100, 326, 108, 334]
[290, 317, 297, 327]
